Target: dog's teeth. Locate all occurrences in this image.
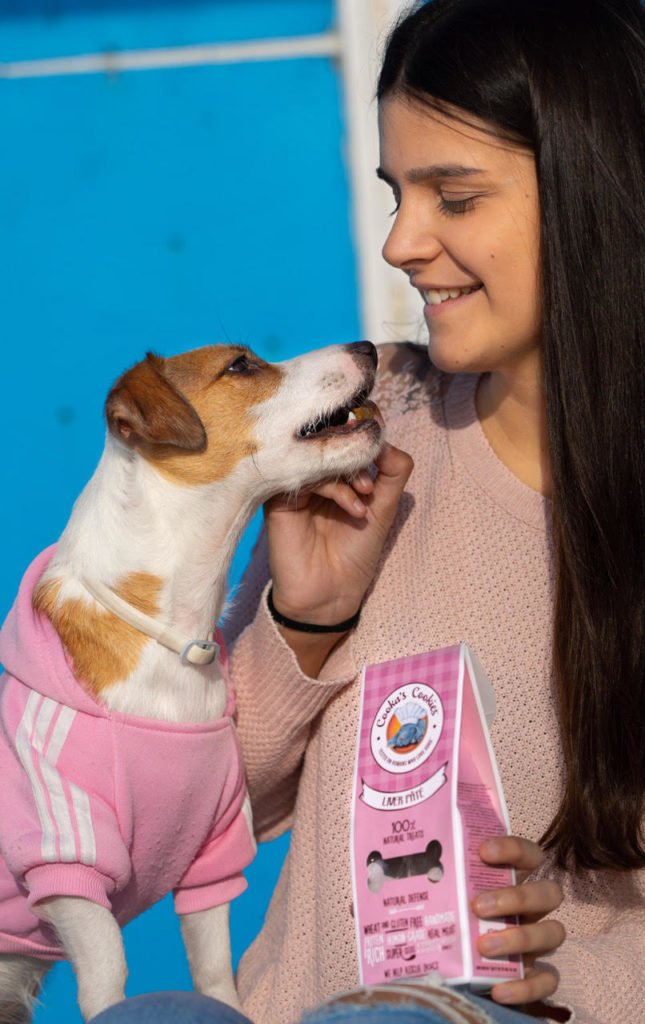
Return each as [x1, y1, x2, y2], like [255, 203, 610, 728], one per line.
[298, 397, 377, 439]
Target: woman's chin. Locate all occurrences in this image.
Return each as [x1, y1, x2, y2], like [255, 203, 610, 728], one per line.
[426, 341, 485, 375]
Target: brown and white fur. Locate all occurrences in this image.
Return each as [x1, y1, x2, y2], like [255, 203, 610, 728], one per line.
[0, 341, 382, 1023]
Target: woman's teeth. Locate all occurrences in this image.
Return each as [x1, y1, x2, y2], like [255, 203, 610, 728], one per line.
[422, 286, 479, 305]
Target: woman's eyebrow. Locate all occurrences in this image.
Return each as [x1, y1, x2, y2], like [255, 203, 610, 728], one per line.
[376, 164, 486, 185]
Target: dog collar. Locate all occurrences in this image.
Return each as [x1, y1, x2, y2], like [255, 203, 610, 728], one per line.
[79, 576, 220, 666]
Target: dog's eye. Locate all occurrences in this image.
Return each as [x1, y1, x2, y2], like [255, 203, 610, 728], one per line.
[226, 354, 255, 374]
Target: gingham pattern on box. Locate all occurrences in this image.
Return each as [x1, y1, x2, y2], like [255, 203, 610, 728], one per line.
[358, 645, 462, 793]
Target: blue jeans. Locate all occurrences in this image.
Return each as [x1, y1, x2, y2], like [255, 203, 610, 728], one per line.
[91, 990, 544, 1024]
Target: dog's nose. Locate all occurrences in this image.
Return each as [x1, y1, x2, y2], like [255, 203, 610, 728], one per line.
[345, 340, 378, 366]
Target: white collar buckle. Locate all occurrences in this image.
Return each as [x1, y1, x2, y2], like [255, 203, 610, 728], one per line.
[180, 639, 220, 666]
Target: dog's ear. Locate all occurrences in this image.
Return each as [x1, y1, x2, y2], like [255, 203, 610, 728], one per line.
[105, 353, 206, 451]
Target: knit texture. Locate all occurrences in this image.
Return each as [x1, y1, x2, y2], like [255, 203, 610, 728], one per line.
[224, 344, 644, 1024]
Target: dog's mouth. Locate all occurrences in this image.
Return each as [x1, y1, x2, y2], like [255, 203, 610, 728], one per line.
[296, 389, 382, 441]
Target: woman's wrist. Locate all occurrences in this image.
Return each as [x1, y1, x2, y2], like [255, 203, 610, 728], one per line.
[266, 587, 358, 678]
[267, 586, 361, 634]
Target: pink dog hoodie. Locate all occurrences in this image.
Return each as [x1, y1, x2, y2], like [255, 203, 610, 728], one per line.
[0, 548, 256, 959]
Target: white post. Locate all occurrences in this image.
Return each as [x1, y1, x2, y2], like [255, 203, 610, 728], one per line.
[336, 0, 422, 344]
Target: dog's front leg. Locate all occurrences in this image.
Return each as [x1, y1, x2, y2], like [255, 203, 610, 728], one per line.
[36, 896, 127, 1021]
[180, 903, 241, 1011]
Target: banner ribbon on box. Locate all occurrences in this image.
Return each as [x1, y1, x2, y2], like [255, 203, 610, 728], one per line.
[360, 762, 448, 810]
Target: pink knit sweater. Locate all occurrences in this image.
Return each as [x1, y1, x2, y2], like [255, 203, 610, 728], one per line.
[223, 344, 644, 1024]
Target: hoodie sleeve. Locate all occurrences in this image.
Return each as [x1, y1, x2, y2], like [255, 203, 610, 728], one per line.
[0, 675, 131, 910]
[173, 795, 257, 915]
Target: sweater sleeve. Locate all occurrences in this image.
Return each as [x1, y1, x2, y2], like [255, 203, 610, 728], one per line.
[222, 536, 357, 842]
[0, 678, 131, 911]
[540, 896, 645, 1024]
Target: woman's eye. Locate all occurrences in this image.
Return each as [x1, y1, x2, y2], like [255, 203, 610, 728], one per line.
[438, 195, 478, 216]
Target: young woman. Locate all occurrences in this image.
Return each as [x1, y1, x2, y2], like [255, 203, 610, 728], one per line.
[96, 2, 644, 1023]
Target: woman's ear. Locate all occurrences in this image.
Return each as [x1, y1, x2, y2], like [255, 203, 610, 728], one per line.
[105, 352, 206, 451]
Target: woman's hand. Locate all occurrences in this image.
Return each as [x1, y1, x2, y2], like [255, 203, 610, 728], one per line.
[472, 836, 565, 1009]
[265, 442, 413, 625]
[263, 442, 413, 675]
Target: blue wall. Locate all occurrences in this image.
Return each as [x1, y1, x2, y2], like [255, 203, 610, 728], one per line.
[0, 2, 360, 1019]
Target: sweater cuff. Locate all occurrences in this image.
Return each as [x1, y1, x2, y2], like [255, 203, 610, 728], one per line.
[255, 580, 357, 686]
[230, 582, 357, 737]
[25, 864, 114, 911]
[174, 873, 248, 916]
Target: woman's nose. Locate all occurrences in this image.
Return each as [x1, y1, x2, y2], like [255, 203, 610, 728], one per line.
[381, 206, 441, 271]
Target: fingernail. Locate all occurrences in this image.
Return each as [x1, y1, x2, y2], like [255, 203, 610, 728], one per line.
[494, 988, 515, 1003]
[481, 933, 504, 954]
[474, 894, 498, 914]
[481, 839, 503, 859]
[353, 499, 366, 513]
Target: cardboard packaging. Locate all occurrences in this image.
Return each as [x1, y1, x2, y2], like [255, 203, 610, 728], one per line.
[351, 643, 523, 988]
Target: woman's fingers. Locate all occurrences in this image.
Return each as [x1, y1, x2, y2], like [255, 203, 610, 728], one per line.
[479, 835, 545, 877]
[473, 832, 565, 1009]
[489, 963, 561, 1007]
[372, 441, 415, 493]
[265, 442, 414, 625]
[273, 442, 414, 520]
[266, 479, 368, 518]
[478, 917, 565, 960]
[351, 470, 376, 495]
[473, 878, 563, 921]
[361, 442, 415, 531]
[473, 836, 565, 1011]
[478, 914, 565, 1007]
[306, 479, 371, 517]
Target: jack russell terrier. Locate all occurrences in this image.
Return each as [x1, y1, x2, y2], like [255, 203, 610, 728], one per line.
[0, 340, 382, 1022]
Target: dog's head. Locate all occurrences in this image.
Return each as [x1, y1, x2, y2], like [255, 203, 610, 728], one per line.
[105, 341, 383, 497]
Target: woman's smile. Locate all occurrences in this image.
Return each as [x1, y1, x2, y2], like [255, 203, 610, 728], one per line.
[421, 283, 484, 315]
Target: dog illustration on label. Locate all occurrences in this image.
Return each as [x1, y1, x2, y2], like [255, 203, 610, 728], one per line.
[387, 700, 428, 750]
[366, 839, 444, 892]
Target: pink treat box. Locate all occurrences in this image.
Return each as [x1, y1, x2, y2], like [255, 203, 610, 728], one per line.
[350, 643, 523, 988]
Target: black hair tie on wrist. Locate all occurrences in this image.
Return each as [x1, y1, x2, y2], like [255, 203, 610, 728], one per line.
[267, 586, 361, 634]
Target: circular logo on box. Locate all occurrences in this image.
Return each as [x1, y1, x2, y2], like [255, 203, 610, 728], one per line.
[370, 684, 444, 774]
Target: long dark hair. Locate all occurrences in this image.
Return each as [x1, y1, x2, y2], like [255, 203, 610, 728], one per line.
[378, 0, 645, 872]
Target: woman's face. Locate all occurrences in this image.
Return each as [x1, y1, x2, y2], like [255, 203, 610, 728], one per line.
[378, 96, 541, 377]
